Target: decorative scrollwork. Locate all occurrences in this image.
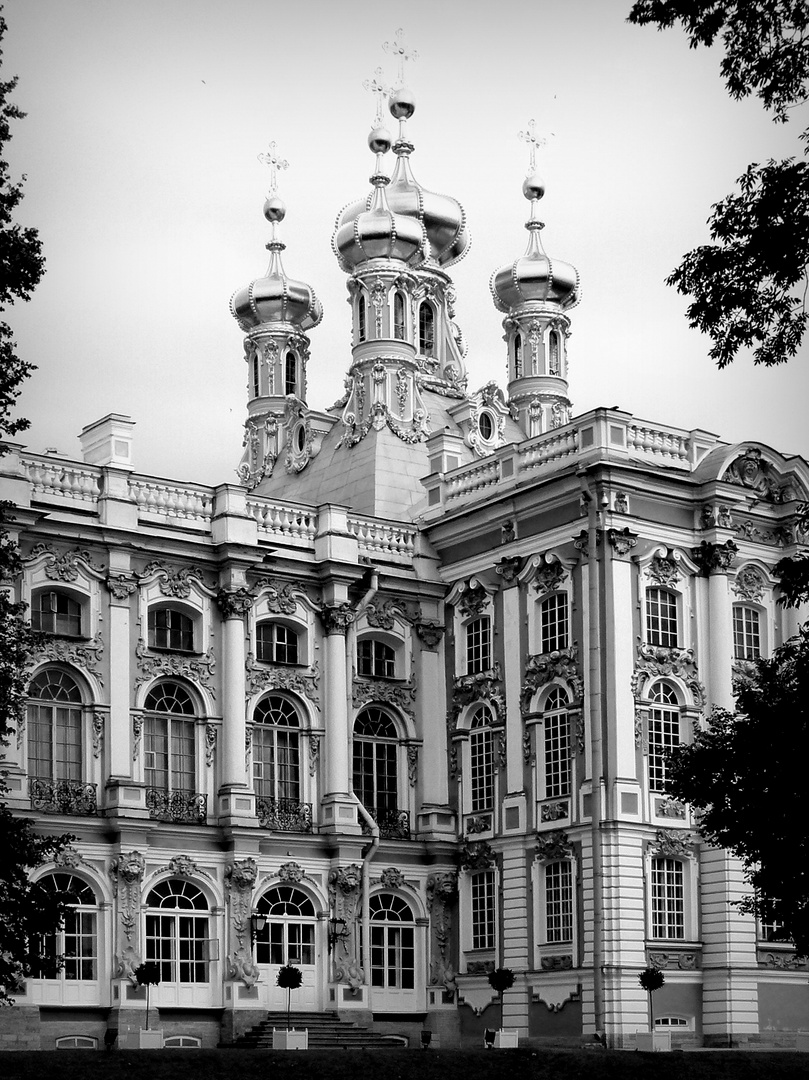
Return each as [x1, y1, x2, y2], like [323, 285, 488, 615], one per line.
[632, 642, 706, 709]
[521, 646, 583, 711]
[245, 654, 320, 702]
[33, 635, 104, 686]
[135, 639, 216, 697]
[536, 829, 574, 862]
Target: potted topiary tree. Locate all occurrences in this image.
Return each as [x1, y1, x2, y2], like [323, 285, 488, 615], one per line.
[272, 964, 307, 1049]
[637, 966, 669, 1051]
[134, 962, 162, 1048]
[487, 967, 518, 1047]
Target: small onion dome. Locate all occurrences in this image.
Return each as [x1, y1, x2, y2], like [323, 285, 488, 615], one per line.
[490, 174, 579, 311]
[385, 150, 470, 267]
[230, 232, 323, 333]
[332, 175, 426, 272]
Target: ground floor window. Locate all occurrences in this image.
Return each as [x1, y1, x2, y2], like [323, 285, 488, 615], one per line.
[369, 893, 415, 990]
[145, 879, 210, 983]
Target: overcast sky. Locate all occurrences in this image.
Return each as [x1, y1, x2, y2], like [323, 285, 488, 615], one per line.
[4, 0, 808, 486]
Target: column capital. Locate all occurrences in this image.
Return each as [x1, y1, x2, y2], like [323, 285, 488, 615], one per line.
[607, 527, 638, 560]
[216, 587, 254, 619]
[415, 621, 445, 650]
[692, 539, 738, 576]
[106, 574, 138, 603]
[319, 602, 355, 636]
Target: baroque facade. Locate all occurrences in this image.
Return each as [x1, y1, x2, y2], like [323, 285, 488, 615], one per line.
[2, 80, 809, 1051]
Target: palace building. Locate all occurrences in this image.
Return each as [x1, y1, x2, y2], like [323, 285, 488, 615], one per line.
[1, 74, 808, 1051]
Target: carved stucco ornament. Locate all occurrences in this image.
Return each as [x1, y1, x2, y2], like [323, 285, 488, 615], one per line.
[33, 635, 104, 686]
[216, 588, 254, 619]
[110, 850, 145, 983]
[135, 639, 216, 697]
[536, 829, 574, 862]
[415, 622, 445, 649]
[448, 666, 505, 731]
[320, 603, 355, 636]
[225, 859, 259, 988]
[733, 565, 766, 602]
[521, 646, 583, 712]
[607, 527, 638, 558]
[495, 556, 523, 584]
[253, 578, 298, 615]
[141, 562, 211, 599]
[426, 872, 458, 992]
[353, 675, 416, 718]
[245, 654, 320, 702]
[632, 642, 706, 709]
[459, 840, 496, 872]
[278, 861, 304, 883]
[328, 866, 364, 990]
[692, 539, 738, 575]
[651, 829, 695, 859]
[29, 543, 105, 581]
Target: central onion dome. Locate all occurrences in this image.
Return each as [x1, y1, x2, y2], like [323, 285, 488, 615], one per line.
[333, 123, 426, 272]
[490, 172, 579, 311]
[334, 88, 470, 269]
[231, 195, 323, 331]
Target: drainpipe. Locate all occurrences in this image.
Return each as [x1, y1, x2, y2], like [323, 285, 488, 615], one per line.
[583, 477, 606, 1043]
[346, 569, 379, 989]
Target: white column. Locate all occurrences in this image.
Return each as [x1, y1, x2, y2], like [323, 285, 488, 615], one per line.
[708, 571, 734, 710]
[105, 569, 136, 782]
[216, 589, 251, 793]
[414, 623, 448, 807]
[502, 584, 523, 795]
[320, 602, 360, 833]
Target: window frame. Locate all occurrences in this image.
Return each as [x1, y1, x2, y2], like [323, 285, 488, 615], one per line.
[733, 603, 762, 661]
[418, 301, 435, 356]
[539, 592, 569, 655]
[143, 680, 198, 796]
[645, 587, 679, 649]
[650, 856, 685, 940]
[256, 621, 300, 666]
[543, 859, 574, 945]
[147, 605, 196, 654]
[647, 680, 681, 795]
[31, 589, 84, 638]
[465, 616, 492, 675]
[357, 637, 397, 680]
[469, 869, 496, 952]
[251, 694, 302, 804]
[352, 705, 402, 819]
[27, 668, 85, 783]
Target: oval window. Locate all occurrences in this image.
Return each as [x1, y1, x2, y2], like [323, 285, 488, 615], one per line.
[295, 423, 306, 453]
[479, 411, 494, 441]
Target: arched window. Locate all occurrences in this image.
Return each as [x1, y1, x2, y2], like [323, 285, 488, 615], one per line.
[145, 879, 210, 983]
[252, 354, 260, 398]
[548, 330, 560, 375]
[353, 706, 407, 837]
[514, 333, 523, 378]
[144, 682, 203, 822]
[358, 638, 396, 679]
[650, 857, 684, 939]
[544, 861, 573, 943]
[465, 616, 491, 674]
[469, 705, 494, 813]
[369, 893, 415, 990]
[393, 291, 406, 340]
[256, 622, 299, 665]
[148, 607, 194, 653]
[648, 681, 679, 792]
[646, 588, 678, 648]
[540, 593, 569, 654]
[543, 687, 571, 799]
[285, 351, 297, 396]
[28, 670, 83, 782]
[255, 886, 316, 966]
[733, 605, 761, 659]
[358, 295, 367, 342]
[34, 873, 98, 981]
[32, 591, 82, 637]
[252, 695, 302, 812]
[418, 302, 435, 356]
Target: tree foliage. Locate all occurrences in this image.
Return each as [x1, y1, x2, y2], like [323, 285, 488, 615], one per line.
[628, 2, 809, 366]
[0, 8, 69, 1005]
[666, 625, 809, 956]
[774, 502, 809, 605]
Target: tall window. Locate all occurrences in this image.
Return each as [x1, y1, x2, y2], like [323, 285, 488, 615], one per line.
[543, 688, 571, 798]
[733, 605, 761, 660]
[469, 705, 494, 813]
[255, 886, 315, 966]
[370, 893, 415, 989]
[648, 681, 679, 793]
[27, 669, 83, 781]
[35, 873, 98, 981]
[466, 617, 491, 674]
[32, 591, 82, 637]
[252, 695, 301, 803]
[540, 593, 569, 653]
[646, 588, 678, 648]
[252, 354, 260, 397]
[358, 638, 396, 679]
[393, 291, 406, 340]
[145, 879, 210, 983]
[471, 870, 496, 950]
[358, 295, 367, 342]
[545, 861, 573, 943]
[353, 706, 398, 815]
[285, 351, 297, 395]
[651, 857, 684, 939]
[256, 622, 299, 665]
[514, 333, 522, 378]
[148, 607, 194, 653]
[419, 302, 435, 356]
[548, 330, 560, 375]
[144, 681, 196, 793]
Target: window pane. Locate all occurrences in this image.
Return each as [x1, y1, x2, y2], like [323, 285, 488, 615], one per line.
[651, 858, 684, 939]
[646, 589, 678, 648]
[466, 618, 491, 674]
[733, 606, 761, 660]
[470, 726, 493, 812]
[648, 690, 679, 793]
[544, 710, 571, 798]
[471, 871, 495, 950]
[545, 862, 573, 943]
[540, 594, 569, 653]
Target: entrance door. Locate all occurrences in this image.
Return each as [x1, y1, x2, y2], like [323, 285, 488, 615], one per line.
[369, 892, 419, 1011]
[255, 885, 318, 1011]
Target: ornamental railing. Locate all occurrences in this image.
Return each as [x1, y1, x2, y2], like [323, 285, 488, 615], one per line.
[146, 787, 207, 824]
[361, 806, 411, 840]
[29, 777, 98, 816]
[256, 796, 313, 833]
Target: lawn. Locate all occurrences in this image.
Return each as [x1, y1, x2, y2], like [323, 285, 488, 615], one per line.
[2, 1048, 809, 1080]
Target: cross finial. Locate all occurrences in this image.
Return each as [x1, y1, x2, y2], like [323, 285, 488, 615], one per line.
[363, 67, 390, 125]
[384, 28, 418, 86]
[518, 120, 547, 173]
[257, 141, 289, 193]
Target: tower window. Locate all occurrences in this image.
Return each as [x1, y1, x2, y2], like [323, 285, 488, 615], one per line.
[418, 302, 435, 356]
[393, 291, 406, 340]
[285, 352, 297, 396]
[548, 331, 560, 375]
[514, 333, 522, 378]
[252, 354, 260, 397]
[358, 295, 367, 342]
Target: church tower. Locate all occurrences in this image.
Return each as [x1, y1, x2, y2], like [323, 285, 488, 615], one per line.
[490, 123, 580, 437]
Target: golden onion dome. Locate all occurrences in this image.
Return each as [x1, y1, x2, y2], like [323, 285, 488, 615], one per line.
[230, 195, 323, 332]
[490, 172, 579, 312]
[332, 125, 427, 272]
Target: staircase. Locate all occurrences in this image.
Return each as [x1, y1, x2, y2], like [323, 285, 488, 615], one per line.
[231, 1011, 408, 1049]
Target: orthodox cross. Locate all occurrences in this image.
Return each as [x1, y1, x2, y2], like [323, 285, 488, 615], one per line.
[257, 141, 289, 193]
[363, 67, 390, 125]
[384, 27, 418, 85]
[518, 119, 546, 173]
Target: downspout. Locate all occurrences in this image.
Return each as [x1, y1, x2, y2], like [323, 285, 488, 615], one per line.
[346, 569, 379, 989]
[584, 479, 606, 1042]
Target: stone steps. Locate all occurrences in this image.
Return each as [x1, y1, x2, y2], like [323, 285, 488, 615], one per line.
[231, 1011, 407, 1049]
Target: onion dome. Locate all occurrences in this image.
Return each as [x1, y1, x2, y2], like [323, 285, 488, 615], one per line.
[332, 123, 426, 272]
[231, 195, 323, 332]
[490, 172, 579, 312]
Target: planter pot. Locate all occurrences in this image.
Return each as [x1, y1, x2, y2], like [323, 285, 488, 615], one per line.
[796, 1031, 809, 1052]
[138, 1029, 164, 1049]
[636, 1030, 671, 1052]
[272, 1028, 308, 1050]
[494, 1029, 519, 1048]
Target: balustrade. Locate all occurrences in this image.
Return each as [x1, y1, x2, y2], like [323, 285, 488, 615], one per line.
[361, 806, 411, 840]
[29, 777, 97, 816]
[256, 796, 313, 833]
[246, 499, 317, 543]
[145, 787, 207, 824]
